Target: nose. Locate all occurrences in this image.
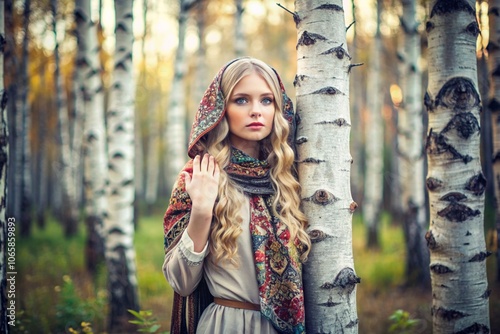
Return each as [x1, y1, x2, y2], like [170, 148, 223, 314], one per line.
[250, 103, 262, 117]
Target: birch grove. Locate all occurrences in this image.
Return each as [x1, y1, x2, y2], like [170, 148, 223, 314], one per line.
[294, 1, 359, 332]
[488, 0, 500, 283]
[104, 0, 139, 331]
[425, 0, 490, 332]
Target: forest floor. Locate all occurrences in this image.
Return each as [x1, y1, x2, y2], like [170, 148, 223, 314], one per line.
[16, 213, 500, 334]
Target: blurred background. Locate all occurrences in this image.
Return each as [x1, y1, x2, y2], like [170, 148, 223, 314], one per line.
[5, 0, 499, 333]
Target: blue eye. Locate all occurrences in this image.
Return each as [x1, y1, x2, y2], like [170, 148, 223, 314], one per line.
[235, 97, 247, 105]
[262, 97, 273, 105]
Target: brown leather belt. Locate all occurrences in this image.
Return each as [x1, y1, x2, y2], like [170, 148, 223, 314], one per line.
[213, 297, 260, 311]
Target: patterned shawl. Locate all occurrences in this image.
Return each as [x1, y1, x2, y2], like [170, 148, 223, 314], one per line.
[163, 57, 307, 334]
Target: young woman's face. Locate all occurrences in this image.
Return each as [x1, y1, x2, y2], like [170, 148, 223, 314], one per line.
[225, 73, 275, 155]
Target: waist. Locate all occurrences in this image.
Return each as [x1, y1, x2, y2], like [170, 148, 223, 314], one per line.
[213, 297, 260, 311]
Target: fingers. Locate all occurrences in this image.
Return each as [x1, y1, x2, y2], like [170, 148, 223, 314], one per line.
[182, 171, 191, 186]
[194, 154, 219, 176]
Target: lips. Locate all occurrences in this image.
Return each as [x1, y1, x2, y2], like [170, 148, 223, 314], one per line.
[247, 122, 264, 127]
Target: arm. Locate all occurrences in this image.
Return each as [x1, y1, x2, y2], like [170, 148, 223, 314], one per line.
[162, 154, 220, 295]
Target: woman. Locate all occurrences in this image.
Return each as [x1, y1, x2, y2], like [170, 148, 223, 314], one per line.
[163, 57, 311, 334]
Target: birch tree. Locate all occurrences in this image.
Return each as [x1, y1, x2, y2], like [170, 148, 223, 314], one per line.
[234, 0, 245, 57]
[0, 1, 9, 331]
[104, 0, 139, 331]
[398, 0, 429, 287]
[363, 0, 383, 248]
[294, 1, 359, 332]
[165, 0, 197, 189]
[51, 0, 79, 236]
[425, 0, 490, 332]
[488, 0, 500, 282]
[75, 0, 106, 273]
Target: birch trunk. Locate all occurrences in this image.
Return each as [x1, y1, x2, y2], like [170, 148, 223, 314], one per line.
[52, 0, 79, 236]
[145, 98, 160, 208]
[363, 0, 383, 249]
[104, 0, 139, 331]
[75, 0, 107, 273]
[234, 0, 245, 57]
[425, 0, 490, 332]
[295, 1, 359, 332]
[18, 0, 32, 236]
[0, 1, 9, 331]
[399, 0, 429, 287]
[165, 0, 197, 189]
[488, 0, 500, 283]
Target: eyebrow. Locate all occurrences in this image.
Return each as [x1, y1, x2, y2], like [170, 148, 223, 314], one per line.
[232, 92, 274, 97]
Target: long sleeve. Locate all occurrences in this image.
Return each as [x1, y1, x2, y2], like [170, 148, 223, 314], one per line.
[163, 230, 208, 296]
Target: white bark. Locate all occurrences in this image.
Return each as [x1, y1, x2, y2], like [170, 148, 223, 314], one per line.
[425, 1, 490, 332]
[104, 0, 139, 330]
[234, 0, 245, 57]
[398, 0, 429, 287]
[52, 0, 79, 236]
[165, 0, 196, 189]
[362, 0, 383, 248]
[0, 1, 9, 331]
[488, 0, 500, 283]
[295, 1, 359, 332]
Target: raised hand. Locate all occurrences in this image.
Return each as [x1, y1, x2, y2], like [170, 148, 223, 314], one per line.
[184, 154, 220, 252]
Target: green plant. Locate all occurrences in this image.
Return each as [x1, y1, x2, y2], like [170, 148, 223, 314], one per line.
[388, 309, 420, 334]
[128, 309, 168, 333]
[55, 275, 106, 332]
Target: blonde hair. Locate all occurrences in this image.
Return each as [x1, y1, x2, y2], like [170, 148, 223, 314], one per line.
[199, 58, 310, 265]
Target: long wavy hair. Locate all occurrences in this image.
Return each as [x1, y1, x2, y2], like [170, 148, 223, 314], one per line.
[198, 58, 310, 265]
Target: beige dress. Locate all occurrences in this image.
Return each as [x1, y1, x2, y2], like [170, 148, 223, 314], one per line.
[163, 199, 277, 334]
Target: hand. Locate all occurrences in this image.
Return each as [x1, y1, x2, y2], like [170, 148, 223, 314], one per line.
[183, 154, 220, 214]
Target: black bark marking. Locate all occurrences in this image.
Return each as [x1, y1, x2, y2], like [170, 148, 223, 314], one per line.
[466, 230, 472, 236]
[441, 112, 480, 139]
[295, 136, 307, 145]
[434, 77, 480, 111]
[495, 151, 500, 163]
[308, 229, 329, 243]
[430, 0, 475, 18]
[468, 251, 492, 262]
[430, 264, 453, 274]
[297, 31, 326, 49]
[293, 74, 308, 87]
[315, 4, 343, 12]
[488, 97, 500, 112]
[465, 22, 480, 38]
[311, 87, 342, 96]
[425, 230, 436, 249]
[454, 323, 490, 334]
[346, 319, 359, 328]
[426, 130, 473, 163]
[437, 203, 480, 222]
[112, 152, 125, 159]
[348, 62, 363, 73]
[0, 90, 7, 111]
[424, 92, 433, 111]
[304, 189, 338, 206]
[315, 118, 350, 127]
[431, 306, 467, 320]
[440, 192, 467, 202]
[317, 296, 341, 307]
[465, 173, 486, 196]
[332, 267, 360, 295]
[481, 289, 491, 299]
[109, 227, 126, 235]
[299, 158, 325, 164]
[426, 177, 444, 191]
[426, 21, 435, 33]
[320, 45, 351, 60]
